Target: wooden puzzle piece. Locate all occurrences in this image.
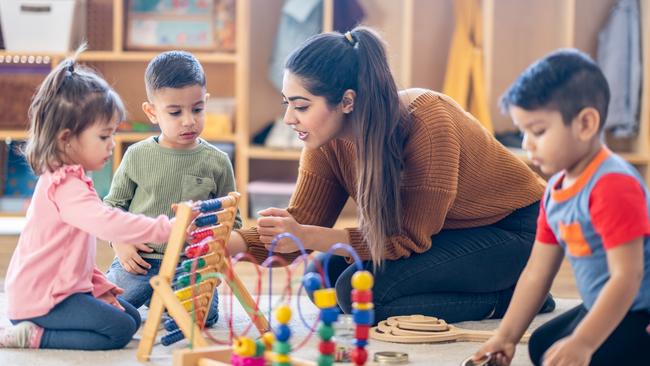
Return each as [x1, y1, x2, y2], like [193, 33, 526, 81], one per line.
[370, 315, 530, 344]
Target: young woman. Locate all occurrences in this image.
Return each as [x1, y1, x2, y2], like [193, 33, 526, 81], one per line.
[229, 27, 553, 322]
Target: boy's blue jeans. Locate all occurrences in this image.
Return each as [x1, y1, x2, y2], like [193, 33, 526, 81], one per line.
[106, 257, 219, 327]
[12, 292, 140, 350]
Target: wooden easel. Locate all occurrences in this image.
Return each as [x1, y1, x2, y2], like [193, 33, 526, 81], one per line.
[136, 192, 270, 362]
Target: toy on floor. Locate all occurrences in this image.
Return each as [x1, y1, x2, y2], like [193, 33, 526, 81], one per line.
[136, 192, 270, 362]
[459, 353, 492, 366]
[370, 315, 530, 344]
[170, 234, 375, 366]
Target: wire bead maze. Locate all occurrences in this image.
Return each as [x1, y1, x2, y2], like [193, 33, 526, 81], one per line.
[171, 232, 375, 366]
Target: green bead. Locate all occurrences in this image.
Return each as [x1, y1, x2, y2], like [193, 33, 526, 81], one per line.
[273, 341, 292, 354]
[317, 354, 334, 366]
[182, 257, 206, 272]
[318, 323, 334, 340]
[272, 363, 291, 366]
[254, 339, 266, 357]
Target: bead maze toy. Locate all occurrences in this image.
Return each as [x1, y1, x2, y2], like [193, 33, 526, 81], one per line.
[168, 235, 376, 366]
[136, 192, 270, 362]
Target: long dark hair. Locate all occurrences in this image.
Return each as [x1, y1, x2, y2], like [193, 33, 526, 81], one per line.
[285, 26, 408, 266]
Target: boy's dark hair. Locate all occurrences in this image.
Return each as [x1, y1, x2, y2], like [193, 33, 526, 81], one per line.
[144, 51, 206, 98]
[500, 48, 610, 130]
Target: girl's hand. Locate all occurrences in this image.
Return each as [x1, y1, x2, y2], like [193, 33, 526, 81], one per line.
[98, 289, 125, 311]
[257, 208, 305, 253]
[472, 334, 516, 366]
[542, 336, 593, 366]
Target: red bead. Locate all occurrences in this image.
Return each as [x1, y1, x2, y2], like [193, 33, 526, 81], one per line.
[355, 325, 370, 340]
[319, 340, 335, 354]
[350, 347, 368, 365]
[190, 228, 212, 244]
[185, 243, 209, 258]
[351, 289, 372, 303]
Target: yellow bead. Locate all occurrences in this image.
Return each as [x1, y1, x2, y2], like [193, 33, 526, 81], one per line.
[351, 271, 374, 290]
[262, 331, 275, 348]
[313, 288, 337, 309]
[275, 304, 292, 324]
[233, 337, 256, 357]
[352, 302, 374, 310]
[270, 353, 291, 363]
[175, 287, 192, 301]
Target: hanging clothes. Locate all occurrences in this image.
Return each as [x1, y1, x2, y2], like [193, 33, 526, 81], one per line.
[268, 0, 323, 92]
[597, 0, 642, 138]
[442, 0, 493, 133]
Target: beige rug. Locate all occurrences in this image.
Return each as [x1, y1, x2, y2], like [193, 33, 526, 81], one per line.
[0, 294, 580, 366]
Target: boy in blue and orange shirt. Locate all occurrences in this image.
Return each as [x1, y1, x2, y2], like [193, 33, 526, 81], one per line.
[473, 49, 650, 365]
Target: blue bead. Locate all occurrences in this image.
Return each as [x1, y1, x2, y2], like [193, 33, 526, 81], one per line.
[164, 318, 178, 331]
[302, 272, 322, 292]
[199, 198, 222, 213]
[320, 307, 340, 325]
[161, 329, 185, 346]
[352, 309, 374, 325]
[275, 324, 292, 342]
[195, 214, 217, 227]
[354, 339, 368, 347]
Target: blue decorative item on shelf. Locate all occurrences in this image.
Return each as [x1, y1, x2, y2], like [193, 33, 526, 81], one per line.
[4, 141, 38, 197]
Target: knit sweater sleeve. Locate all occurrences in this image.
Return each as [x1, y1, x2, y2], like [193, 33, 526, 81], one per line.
[237, 147, 349, 263]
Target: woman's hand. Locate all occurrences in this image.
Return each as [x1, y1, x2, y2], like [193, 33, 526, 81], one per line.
[257, 208, 306, 253]
[542, 335, 593, 366]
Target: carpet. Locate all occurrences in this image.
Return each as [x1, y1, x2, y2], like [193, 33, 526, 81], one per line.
[0, 294, 580, 366]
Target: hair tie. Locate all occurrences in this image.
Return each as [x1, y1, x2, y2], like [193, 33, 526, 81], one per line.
[67, 62, 75, 74]
[344, 31, 357, 46]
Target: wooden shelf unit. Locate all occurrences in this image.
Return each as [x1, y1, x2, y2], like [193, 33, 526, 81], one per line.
[0, 0, 252, 216]
[2, 0, 648, 220]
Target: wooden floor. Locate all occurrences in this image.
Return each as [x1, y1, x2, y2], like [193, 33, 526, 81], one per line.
[0, 235, 579, 298]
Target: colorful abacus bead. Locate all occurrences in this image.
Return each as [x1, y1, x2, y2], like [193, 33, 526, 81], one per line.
[232, 337, 265, 366]
[350, 271, 374, 366]
[313, 288, 339, 366]
[185, 242, 210, 258]
[197, 197, 223, 213]
[195, 213, 218, 227]
[189, 228, 213, 243]
[273, 305, 292, 366]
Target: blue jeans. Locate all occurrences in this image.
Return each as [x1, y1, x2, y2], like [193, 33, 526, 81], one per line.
[306, 202, 543, 323]
[12, 293, 140, 350]
[106, 257, 219, 327]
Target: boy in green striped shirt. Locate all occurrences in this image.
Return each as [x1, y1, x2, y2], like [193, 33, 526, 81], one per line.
[105, 51, 241, 328]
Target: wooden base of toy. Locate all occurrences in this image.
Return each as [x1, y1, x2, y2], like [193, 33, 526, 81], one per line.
[370, 315, 530, 344]
[173, 346, 317, 366]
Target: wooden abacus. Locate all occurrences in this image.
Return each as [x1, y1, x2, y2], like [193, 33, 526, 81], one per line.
[136, 192, 270, 362]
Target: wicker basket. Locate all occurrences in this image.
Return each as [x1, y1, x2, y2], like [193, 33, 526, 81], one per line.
[0, 73, 45, 129]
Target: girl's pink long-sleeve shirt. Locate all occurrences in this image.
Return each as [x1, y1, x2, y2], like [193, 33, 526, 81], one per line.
[5, 165, 172, 319]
